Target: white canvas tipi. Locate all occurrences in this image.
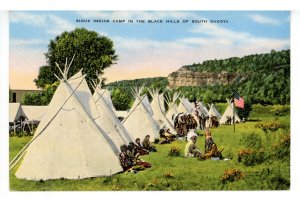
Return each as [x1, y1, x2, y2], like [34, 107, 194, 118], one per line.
[149, 89, 176, 133]
[9, 103, 27, 123]
[220, 102, 241, 124]
[208, 103, 222, 119]
[93, 80, 133, 146]
[165, 92, 180, 126]
[177, 98, 193, 114]
[13, 62, 122, 180]
[122, 86, 160, 141]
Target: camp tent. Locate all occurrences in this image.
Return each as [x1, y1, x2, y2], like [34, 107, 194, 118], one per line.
[9, 103, 27, 133]
[219, 102, 241, 125]
[177, 98, 194, 114]
[149, 89, 176, 133]
[9, 103, 27, 123]
[197, 101, 209, 117]
[22, 105, 46, 122]
[13, 66, 123, 180]
[208, 103, 222, 119]
[93, 81, 133, 146]
[207, 103, 222, 127]
[100, 89, 117, 114]
[123, 87, 160, 141]
[131, 94, 154, 117]
[165, 92, 180, 127]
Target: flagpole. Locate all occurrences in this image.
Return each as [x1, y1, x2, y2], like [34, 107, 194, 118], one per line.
[233, 95, 235, 133]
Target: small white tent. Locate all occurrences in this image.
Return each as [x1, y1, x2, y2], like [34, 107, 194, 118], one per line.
[208, 103, 222, 119]
[197, 101, 209, 117]
[177, 98, 194, 114]
[123, 86, 160, 141]
[9, 103, 27, 123]
[13, 61, 122, 180]
[220, 102, 241, 124]
[100, 89, 117, 114]
[131, 94, 154, 116]
[149, 89, 176, 133]
[165, 92, 180, 126]
[22, 105, 46, 122]
[93, 80, 133, 146]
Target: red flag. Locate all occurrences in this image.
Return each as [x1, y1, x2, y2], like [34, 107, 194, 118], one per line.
[233, 91, 244, 108]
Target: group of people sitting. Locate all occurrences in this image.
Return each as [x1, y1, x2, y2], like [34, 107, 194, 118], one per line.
[118, 135, 157, 173]
[184, 128, 224, 160]
[119, 127, 224, 173]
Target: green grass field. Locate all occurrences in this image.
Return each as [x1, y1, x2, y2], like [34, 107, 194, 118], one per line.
[9, 105, 290, 191]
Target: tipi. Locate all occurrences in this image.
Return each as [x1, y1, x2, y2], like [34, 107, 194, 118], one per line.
[220, 101, 241, 124]
[92, 79, 133, 146]
[177, 97, 194, 114]
[122, 86, 160, 141]
[165, 92, 180, 126]
[12, 60, 123, 180]
[9, 103, 27, 123]
[208, 103, 222, 119]
[149, 89, 176, 133]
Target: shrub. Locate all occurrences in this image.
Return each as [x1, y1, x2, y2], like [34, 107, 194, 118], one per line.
[271, 134, 290, 160]
[238, 148, 265, 166]
[255, 121, 285, 133]
[220, 169, 244, 184]
[163, 171, 174, 179]
[168, 146, 180, 157]
[240, 133, 262, 149]
[270, 105, 290, 116]
[259, 168, 290, 190]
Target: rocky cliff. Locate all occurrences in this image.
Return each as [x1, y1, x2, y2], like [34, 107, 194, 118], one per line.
[167, 67, 240, 88]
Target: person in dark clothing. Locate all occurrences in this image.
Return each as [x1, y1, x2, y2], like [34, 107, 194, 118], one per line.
[135, 138, 149, 155]
[142, 135, 157, 152]
[204, 129, 223, 159]
[119, 145, 134, 172]
[119, 144, 151, 173]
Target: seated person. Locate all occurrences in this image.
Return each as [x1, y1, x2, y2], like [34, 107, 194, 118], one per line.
[134, 138, 149, 155]
[119, 144, 151, 173]
[204, 128, 224, 159]
[159, 126, 176, 144]
[127, 142, 139, 162]
[142, 135, 157, 152]
[119, 145, 135, 172]
[184, 132, 203, 158]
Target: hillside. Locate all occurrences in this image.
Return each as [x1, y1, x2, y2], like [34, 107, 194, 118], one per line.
[107, 49, 290, 105]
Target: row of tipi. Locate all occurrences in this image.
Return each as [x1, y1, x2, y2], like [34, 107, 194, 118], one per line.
[10, 62, 240, 181]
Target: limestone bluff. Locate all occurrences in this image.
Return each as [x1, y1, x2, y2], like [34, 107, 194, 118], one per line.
[167, 67, 240, 88]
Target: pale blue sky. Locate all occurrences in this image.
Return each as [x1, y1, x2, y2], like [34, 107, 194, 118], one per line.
[9, 11, 290, 89]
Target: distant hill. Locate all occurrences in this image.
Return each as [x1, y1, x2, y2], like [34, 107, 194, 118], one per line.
[106, 77, 168, 90]
[107, 49, 290, 105]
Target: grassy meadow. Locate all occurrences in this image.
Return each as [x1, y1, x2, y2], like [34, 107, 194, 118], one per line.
[9, 104, 290, 191]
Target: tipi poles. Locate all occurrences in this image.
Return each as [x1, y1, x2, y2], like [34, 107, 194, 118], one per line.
[121, 94, 147, 124]
[232, 96, 236, 133]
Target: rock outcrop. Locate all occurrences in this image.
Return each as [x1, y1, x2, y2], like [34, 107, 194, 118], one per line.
[167, 67, 239, 88]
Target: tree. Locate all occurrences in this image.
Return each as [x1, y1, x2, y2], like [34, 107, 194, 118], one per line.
[34, 28, 118, 92]
[21, 82, 59, 105]
[111, 88, 133, 111]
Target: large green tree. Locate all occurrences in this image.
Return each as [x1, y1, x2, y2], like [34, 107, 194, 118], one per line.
[34, 28, 118, 91]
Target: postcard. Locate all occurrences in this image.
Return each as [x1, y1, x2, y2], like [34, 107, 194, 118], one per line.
[9, 11, 290, 191]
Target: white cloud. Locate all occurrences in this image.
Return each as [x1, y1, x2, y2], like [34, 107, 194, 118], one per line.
[248, 14, 280, 25]
[10, 11, 75, 36]
[104, 22, 289, 82]
[10, 38, 46, 47]
[10, 11, 46, 26]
